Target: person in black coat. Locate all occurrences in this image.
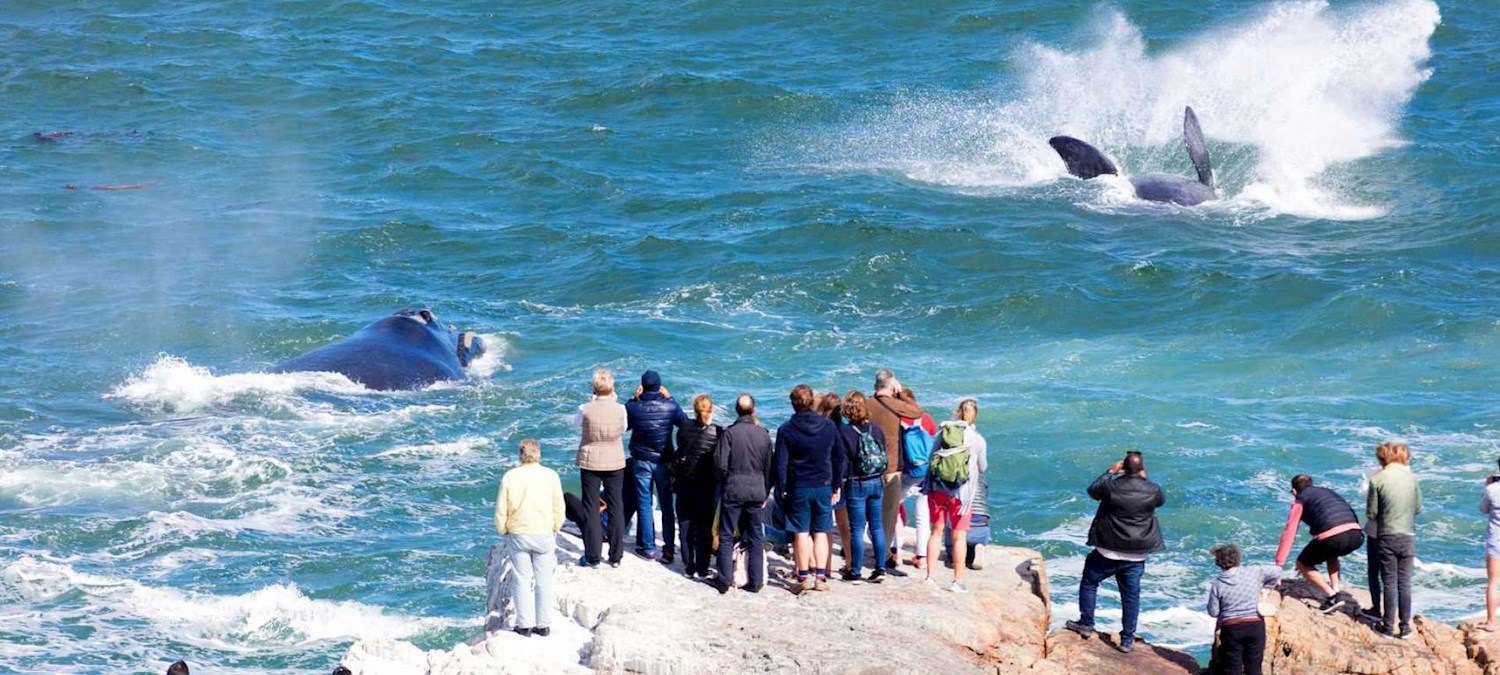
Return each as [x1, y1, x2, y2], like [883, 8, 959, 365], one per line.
[712, 393, 775, 593]
[1064, 451, 1166, 654]
[673, 394, 722, 578]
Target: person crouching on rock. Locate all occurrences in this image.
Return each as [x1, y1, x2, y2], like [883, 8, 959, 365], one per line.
[1273, 473, 1364, 615]
[776, 384, 841, 594]
[673, 394, 722, 579]
[495, 439, 565, 637]
[713, 393, 774, 593]
[1206, 544, 1280, 675]
[1064, 450, 1165, 654]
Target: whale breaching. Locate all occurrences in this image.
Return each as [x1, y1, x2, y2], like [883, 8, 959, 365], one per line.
[1049, 106, 1216, 206]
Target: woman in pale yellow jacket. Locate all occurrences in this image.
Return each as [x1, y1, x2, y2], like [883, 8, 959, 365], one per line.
[495, 438, 565, 637]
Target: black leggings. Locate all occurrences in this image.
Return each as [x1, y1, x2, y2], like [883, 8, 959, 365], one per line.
[1215, 620, 1266, 675]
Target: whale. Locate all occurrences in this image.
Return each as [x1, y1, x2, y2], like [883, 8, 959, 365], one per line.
[1049, 106, 1216, 206]
[272, 308, 486, 391]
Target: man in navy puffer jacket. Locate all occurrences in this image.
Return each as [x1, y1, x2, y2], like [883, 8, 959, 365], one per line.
[625, 370, 689, 562]
[775, 384, 841, 593]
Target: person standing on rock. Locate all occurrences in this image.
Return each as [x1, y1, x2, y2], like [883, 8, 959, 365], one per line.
[921, 398, 987, 593]
[1478, 458, 1500, 632]
[673, 394, 722, 579]
[838, 391, 887, 584]
[1206, 544, 1280, 675]
[1064, 451, 1165, 654]
[1273, 474, 1364, 614]
[776, 383, 841, 594]
[495, 439, 566, 637]
[1367, 442, 1421, 639]
[574, 368, 628, 568]
[815, 391, 851, 580]
[713, 393, 775, 593]
[625, 370, 690, 564]
[868, 368, 925, 574]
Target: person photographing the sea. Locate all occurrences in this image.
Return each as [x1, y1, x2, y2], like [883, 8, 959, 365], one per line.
[1274, 474, 1364, 614]
[1064, 450, 1166, 654]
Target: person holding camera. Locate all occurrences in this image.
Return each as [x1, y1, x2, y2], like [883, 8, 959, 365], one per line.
[1064, 451, 1166, 654]
[1479, 460, 1500, 632]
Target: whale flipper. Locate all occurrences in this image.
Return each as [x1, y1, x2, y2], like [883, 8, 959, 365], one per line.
[1182, 107, 1213, 189]
[1048, 136, 1118, 180]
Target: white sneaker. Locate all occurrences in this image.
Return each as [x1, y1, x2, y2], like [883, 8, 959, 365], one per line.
[949, 580, 969, 593]
[923, 576, 937, 587]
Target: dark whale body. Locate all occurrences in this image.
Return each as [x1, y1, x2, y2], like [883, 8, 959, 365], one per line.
[273, 309, 485, 391]
[1049, 106, 1217, 207]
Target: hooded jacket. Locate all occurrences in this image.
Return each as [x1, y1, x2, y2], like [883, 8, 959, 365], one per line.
[868, 393, 925, 475]
[625, 391, 689, 463]
[774, 411, 839, 492]
[1085, 471, 1166, 555]
[715, 415, 774, 503]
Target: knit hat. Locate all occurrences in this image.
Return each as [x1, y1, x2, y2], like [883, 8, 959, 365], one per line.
[640, 370, 661, 391]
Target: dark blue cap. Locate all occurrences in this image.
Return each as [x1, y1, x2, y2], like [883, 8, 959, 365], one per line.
[640, 370, 661, 391]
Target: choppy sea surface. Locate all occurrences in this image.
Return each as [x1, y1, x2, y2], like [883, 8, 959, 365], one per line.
[1, 0, 1494, 670]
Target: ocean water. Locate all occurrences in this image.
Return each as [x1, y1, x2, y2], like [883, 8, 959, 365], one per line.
[0, 0, 1493, 670]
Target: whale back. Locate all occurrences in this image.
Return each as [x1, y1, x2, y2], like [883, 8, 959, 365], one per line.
[1048, 136, 1119, 180]
[272, 312, 470, 390]
[1182, 106, 1213, 189]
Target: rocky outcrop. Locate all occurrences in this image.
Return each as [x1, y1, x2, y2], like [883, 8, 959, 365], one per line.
[339, 531, 1497, 675]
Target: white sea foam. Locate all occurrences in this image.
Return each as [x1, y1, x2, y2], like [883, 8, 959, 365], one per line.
[803, 0, 1439, 221]
[0, 557, 467, 652]
[108, 355, 367, 413]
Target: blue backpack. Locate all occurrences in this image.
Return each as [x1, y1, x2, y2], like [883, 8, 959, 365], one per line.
[897, 413, 939, 480]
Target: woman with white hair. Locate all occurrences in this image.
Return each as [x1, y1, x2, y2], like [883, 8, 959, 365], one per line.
[495, 438, 565, 637]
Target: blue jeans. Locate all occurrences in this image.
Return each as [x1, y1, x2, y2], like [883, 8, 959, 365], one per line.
[844, 475, 886, 576]
[630, 457, 675, 554]
[1077, 549, 1145, 641]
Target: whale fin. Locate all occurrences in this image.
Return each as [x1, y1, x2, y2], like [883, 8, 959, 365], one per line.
[1182, 106, 1213, 189]
[1048, 136, 1118, 180]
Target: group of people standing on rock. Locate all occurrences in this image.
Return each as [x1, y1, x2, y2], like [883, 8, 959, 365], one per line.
[564, 366, 990, 594]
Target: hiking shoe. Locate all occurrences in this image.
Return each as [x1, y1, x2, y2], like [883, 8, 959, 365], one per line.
[1115, 637, 1135, 654]
[813, 578, 830, 592]
[1318, 595, 1348, 614]
[949, 580, 969, 594]
[867, 568, 886, 584]
[533, 626, 551, 637]
[1064, 620, 1096, 639]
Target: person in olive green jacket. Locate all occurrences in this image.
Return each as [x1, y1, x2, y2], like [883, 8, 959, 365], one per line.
[1366, 441, 1422, 639]
[496, 439, 566, 637]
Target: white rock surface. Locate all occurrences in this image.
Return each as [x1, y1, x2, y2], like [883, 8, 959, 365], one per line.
[341, 526, 1053, 674]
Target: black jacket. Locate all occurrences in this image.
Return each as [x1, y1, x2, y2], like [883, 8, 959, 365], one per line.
[840, 422, 886, 480]
[625, 392, 689, 463]
[673, 419, 721, 485]
[715, 415, 774, 503]
[1085, 472, 1166, 555]
[1297, 485, 1359, 535]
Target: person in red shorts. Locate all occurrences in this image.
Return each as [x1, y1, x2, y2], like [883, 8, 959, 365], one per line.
[921, 399, 988, 593]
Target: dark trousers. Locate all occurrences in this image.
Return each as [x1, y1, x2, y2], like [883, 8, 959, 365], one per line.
[1078, 550, 1145, 640]
[1366, 534, 1384, 615]
[675, 479, 717, 575]
[717, 500, 765, 590]
[1378, 534, 1415, 631]
[1214, 621, 1266, 675]
[579, 468, 625, 564]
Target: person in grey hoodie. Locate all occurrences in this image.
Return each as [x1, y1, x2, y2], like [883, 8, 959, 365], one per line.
[1206, 544, 1281, 675]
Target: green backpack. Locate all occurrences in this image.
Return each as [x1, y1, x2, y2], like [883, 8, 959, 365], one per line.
[930, 423, 971, 492]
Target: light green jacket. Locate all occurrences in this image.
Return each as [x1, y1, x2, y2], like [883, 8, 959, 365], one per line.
[1366, 463, 1421, 537]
